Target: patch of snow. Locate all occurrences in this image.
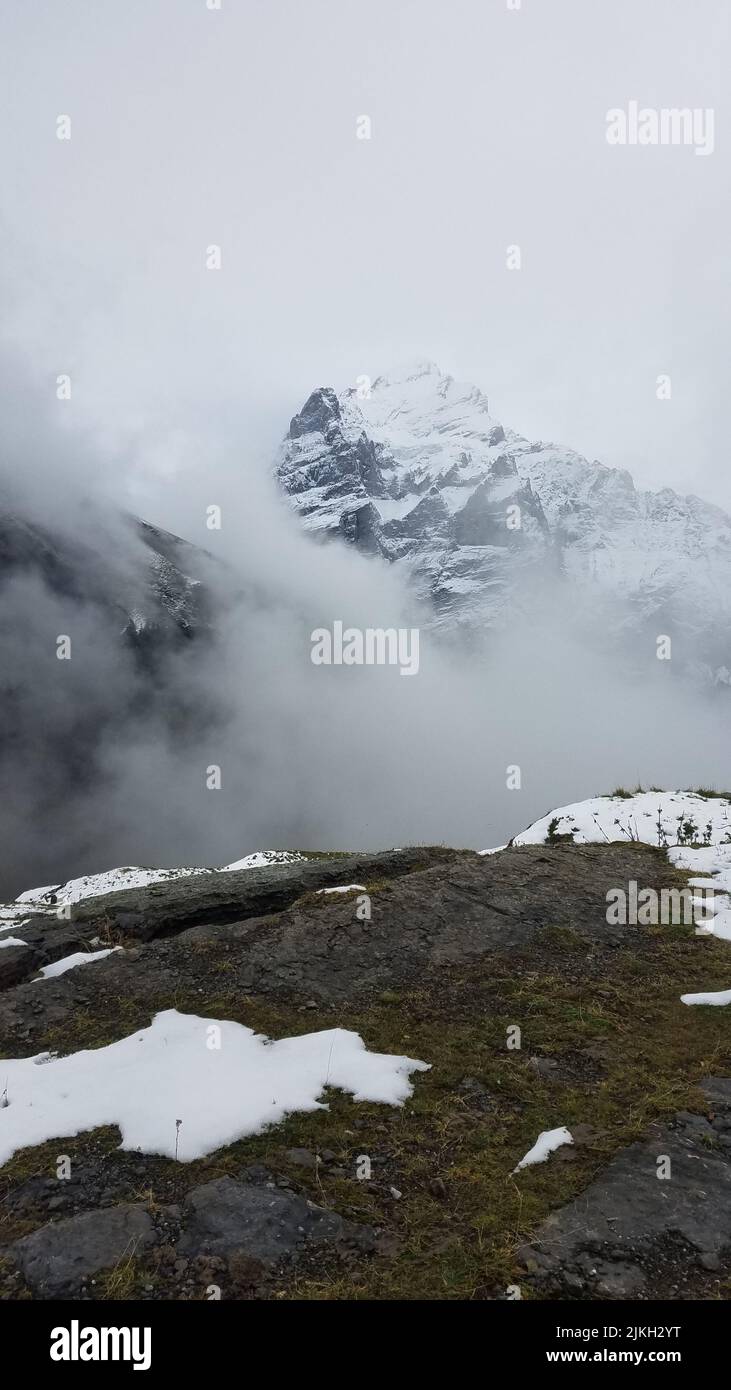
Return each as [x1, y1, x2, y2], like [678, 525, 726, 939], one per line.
[34, 948, 122, 981]
[317, 884, 367, 894]
[681, 989, 731, 1007]
[0, 1009, 429, 1169]
[512, 790, 731, 853]
[372, 495, 421, 523]
[0, 936, 27, 949]
[0, 911, 32, 933]
[15, 866, 211, 906]
[222, 851, 306, 870]
[512, 1126, 573, 1173]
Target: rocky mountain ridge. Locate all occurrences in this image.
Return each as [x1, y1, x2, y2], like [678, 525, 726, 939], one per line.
[0, 506, 213, 652]
[276, 361, 731, 679]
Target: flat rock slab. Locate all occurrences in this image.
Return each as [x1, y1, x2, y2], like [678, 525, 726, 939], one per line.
[0, 848, 464, 992]
[177, 1177, 375, 1265]
[175, 841, 688, 1003]
[10, 1203, 156, 1298]
[0, 842, 694, 1047]
[519, 1078, 731, 1297]
[21, 847, 465, 944]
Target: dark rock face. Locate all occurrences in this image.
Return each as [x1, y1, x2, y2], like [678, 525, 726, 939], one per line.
[8, 1179, 374, 1296]
[386, 489, 452, 542]
[11, 1204, 156, 1298]
[0, 945, 36, 991]
[289, 387, 342, 441]
[65, 845, 463, 945]
[0, 501, 223, 898]
[453, 478, 546, 548]
[177, 1177, 374, 1264]
[519, 1078, 731, 1298]
[0, 509, 213, 649]
[0, 846, 465, 993]
[339, 501, 384, 551]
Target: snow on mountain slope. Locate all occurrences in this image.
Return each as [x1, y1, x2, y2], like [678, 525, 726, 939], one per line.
[17, 852, 306, 903]
[13, 865, 213, 909]
[276, 361, 731, 674]
[512, 789, 731, 850]
[0, 509, 213, 647]
[278, 361, 552, 631]
[0, 851, 307, 930]
[511, 789, 731, 948]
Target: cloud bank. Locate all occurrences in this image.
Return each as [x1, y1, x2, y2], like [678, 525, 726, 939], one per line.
[2, 354, 730, 899]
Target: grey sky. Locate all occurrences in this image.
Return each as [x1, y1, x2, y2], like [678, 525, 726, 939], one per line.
[0, 0, 728, 524]
[2, 0, 731, 889]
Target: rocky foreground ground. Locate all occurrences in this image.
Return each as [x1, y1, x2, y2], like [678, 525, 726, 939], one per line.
[1, 841, 730, 1300]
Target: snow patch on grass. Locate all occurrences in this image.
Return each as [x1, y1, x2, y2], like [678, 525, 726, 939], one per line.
[0, 1009, 429, 1169]
[681, 989, 731, 1007]
[512, 1126, 573, 1173]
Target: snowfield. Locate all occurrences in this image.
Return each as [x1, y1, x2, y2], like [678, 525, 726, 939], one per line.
[0, 1010, 429, 1169]
[511, 790, 731, 853]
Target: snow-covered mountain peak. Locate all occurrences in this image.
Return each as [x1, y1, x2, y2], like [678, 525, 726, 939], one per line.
[342, 360, 501, 455]
[276, 363, 731, 674]
[370, 357, 442, 387]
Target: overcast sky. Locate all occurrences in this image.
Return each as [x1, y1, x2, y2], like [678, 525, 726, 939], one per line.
[1, 1, 730, 887]
[0, 0, 728, 524]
